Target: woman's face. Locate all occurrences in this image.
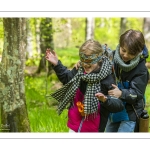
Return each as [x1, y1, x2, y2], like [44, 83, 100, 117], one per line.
[119, 46, 137, 62]
[79, 50, 100, 74]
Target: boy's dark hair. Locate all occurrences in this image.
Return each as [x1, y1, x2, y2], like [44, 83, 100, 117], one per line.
[119, 29, 145, 55]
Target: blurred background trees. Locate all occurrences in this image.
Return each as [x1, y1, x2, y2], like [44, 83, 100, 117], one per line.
[0, 17, 149, 66]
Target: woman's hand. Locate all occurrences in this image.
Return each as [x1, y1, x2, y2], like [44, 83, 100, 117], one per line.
[74, 60, 81, 70]
[95, 92, 107, 103]
[45, 48, 58, 66]
[108, 84, 122, 98]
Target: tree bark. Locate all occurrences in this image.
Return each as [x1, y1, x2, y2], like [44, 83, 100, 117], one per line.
[85, 17, 95, 40]
[0, 18, 30, 132]
[36, 18, 54, 75]
[143, 18, 150, 43]
[34, 18, 41, 55]
[120, 18, 127, 36]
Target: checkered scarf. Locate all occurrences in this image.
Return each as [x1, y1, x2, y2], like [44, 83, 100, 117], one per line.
[51, 56, 112, 115]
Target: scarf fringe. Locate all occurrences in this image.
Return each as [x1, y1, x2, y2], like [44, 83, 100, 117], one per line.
[84, 111, 98, 121]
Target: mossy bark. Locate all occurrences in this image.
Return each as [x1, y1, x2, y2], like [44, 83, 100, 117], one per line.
[36, 18, 54, 75]
[0, 18, 30, 132]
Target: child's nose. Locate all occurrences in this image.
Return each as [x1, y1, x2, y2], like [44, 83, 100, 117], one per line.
[82, 62, 91, 68]
[123, 53, 129, 57]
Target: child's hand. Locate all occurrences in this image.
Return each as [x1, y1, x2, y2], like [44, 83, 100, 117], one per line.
[95, 93, 107, 103]
[108, 84, 122, 98]
[74, 60, 81, 70]
[45, 48, 58, 66]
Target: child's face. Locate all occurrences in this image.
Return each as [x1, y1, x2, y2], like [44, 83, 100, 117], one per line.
[79, 50, 101, 74]
[120, 46, 137, 62]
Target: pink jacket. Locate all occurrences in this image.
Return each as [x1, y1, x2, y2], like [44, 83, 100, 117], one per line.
[67, 88, 100, 132]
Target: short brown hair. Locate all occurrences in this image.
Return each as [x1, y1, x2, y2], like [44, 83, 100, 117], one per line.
[119, 29, 145, 55]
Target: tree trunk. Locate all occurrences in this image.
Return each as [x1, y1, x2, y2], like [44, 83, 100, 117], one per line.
[34, 18, 41, 55]
[0, 18, 30, 132]
[120, 18, 127, 36]
[85, 17, 95, 40]
[26, 18, 33, 59]
[65, 18, 72, 47]
[36, 18, 54, 75]
[143, 18, 150, 46]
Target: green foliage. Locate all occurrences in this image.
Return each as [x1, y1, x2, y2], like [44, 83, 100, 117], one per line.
[25, 54, 41, 66]
[126, 18, 143, 31]
[55, 47, 79, 68]
[53, 18, 86, 49]
[71, 18, 86, 46]
[94, 18, 145, 50]
[95, 18, 120, 50]
[25, 76, 46, 102]
[146, 56, 150, 62]
[0, 19, 3, 38]
[145, 84, 150, 113]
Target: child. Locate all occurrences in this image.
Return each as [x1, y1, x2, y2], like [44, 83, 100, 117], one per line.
[105, 29, 149, 132]
[45, 39, 124, 132]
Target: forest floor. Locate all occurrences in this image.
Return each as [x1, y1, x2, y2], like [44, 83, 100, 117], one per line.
[25, 66, 38, 76]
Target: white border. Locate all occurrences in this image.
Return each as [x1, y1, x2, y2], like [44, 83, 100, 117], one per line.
[1, 0, 150, 12]
[0, 132, 150, 138]
[0, 12, 150, 18]
[0, 133, 150, 150]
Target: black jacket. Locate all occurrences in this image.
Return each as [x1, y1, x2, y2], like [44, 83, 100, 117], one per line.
[52, 60, 124, 132]
[113, 53, 149, 132]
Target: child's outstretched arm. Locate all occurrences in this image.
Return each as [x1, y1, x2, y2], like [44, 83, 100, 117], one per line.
[45, 48, 58, 66]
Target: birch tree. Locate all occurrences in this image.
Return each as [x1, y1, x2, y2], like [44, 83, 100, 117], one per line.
[85, 17, 95, 40]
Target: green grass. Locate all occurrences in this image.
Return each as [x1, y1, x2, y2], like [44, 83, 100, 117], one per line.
[25, 75, 68, 132]
[28, 106, 68, 132]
